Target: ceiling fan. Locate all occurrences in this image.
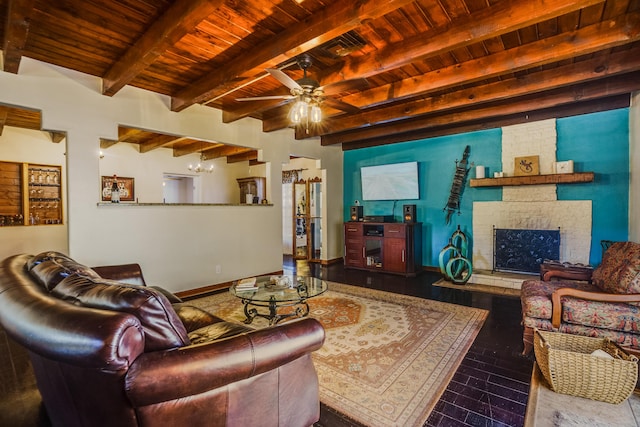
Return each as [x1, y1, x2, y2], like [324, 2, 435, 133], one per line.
[236, 55, 367, 123]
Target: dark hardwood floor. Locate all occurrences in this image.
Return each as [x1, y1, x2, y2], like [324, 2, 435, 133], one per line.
[285, 257, 534, 427]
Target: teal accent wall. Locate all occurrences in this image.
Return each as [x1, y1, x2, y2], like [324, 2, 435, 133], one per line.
[344, 108, 629, 267]
[344, 129, 502, 266]
[556, 109, 630, 264]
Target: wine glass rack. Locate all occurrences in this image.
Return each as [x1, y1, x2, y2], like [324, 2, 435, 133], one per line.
[0, 161, 62, 226]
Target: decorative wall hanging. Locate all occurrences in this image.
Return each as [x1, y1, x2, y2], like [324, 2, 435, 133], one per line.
[438, 225, 473, 284]
[101, 176, 134, 202]
[514, 155, 540, 176]
[443, 145, 472, 224]
[282, 169, 304, 184]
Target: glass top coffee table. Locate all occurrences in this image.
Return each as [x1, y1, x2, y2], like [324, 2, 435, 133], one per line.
[229, 275, 328, 325]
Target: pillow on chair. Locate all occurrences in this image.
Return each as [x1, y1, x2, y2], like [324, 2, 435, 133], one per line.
[592, 242, 640, 294]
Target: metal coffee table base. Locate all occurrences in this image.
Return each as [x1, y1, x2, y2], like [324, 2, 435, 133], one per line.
[241, 295, 310, 325]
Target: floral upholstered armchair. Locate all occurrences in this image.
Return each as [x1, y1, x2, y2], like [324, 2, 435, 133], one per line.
[520, 241, 640, 356]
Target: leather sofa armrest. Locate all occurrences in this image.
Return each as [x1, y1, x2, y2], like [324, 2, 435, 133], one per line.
[543, 269, 593, 282]
[551, 288, 640, 328]
[125, 317, 325, 406]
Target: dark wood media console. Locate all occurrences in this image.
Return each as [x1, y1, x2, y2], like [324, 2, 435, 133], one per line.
[344, 222, 422, 277]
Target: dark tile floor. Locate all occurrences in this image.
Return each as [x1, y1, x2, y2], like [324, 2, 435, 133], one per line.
[285, 257, 534, 427]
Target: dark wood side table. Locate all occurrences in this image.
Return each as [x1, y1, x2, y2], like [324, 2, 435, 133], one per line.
[539, 259, 594, 282]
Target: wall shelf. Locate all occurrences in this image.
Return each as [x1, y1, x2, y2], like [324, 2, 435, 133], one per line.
[470, 172, 594, 188]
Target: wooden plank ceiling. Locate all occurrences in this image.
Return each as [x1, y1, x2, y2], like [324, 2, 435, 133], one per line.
[1, 0, 639, 157]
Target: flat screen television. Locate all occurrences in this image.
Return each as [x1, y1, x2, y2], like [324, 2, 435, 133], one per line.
[360, 161, 419, 201]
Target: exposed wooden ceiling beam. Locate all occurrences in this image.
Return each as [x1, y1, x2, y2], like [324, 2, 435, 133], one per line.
[262, 12, 640, 135]
[117, 127, 147, 143]
[226, 150, 259, 164]
[339, 11, 640, 109]
[301, 48, 640, 137]
[203, 145, 253, 161]
[48, 131, 65, 143]
[339, 95, 631, 151]
[99, 138, 118, 149]
[222, 97, 291, 124]
[321, 74, 638, 146]
[139, 135, 188, 153]
[222, 0, 606, 124]
[2, 0, 37, 73]
[102, 0, 225, 96]
[0, 106, 8, 135]
[170, 0, 415, 112]
[173, 141, 216, 157]
[320, 0, 606, 87]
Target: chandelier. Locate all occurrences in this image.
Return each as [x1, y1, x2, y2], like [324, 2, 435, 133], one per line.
[188, 149, 214, 173]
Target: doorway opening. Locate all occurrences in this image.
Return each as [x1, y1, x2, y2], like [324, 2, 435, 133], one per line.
[162, 174, 198, 203]
[282, 158, 323, 262]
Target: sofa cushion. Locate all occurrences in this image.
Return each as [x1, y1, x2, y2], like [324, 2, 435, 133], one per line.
[28, 252, 101, 291]
[562, 297, 640, 333]
[172, 303, 225, 333]
[188, 322, 254, 345]
[520, 279, 600, 320]
[53, 275, 190, 352]
[592, 241, 640, 294]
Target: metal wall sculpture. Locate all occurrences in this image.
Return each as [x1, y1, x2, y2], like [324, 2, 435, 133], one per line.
[443, 145, 472, 224]
[439, 225, 473, 284]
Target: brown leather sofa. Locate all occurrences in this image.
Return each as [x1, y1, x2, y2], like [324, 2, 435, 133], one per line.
[0, 251, 325, 427]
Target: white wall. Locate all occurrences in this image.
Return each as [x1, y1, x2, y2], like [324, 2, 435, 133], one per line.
[0, 58, 343, 292]
[99, 141, 263, 204]
[630, 91, 639, 243]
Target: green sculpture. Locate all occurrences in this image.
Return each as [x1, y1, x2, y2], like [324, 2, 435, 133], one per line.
[438, 225, 472, 284]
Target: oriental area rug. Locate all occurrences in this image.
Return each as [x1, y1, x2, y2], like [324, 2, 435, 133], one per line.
[189, 282, 488, 427]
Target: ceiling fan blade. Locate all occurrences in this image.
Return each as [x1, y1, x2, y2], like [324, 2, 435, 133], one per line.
[266, 68, 302, 91]
[236, 95, 294, 101]
[320, 78, 370, 96]
[323, 98, 361, 114]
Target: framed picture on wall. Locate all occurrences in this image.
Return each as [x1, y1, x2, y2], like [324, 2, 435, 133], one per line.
[101, 176, 135, 202]
[514, 156, 540, 176]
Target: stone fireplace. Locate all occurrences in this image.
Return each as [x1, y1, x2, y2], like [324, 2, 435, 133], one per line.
[470, 119, 592, 289]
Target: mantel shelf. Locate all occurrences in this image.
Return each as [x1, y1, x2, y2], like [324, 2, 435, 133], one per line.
[470, 172, 594, 188]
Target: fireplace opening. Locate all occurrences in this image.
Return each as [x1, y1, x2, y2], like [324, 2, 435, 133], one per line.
[493, 228, 560, 274]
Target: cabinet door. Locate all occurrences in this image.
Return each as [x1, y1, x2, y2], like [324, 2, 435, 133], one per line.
[344, 223, 364, 267]
[383, 238, 407, 273]
[383, 224, 407, 273]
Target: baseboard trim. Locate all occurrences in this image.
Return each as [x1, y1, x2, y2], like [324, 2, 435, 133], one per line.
[176, 269, 283, 300]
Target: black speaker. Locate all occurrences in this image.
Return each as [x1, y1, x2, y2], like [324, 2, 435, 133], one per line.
[350, 205, 363, 221]
[403, 204, 416, 223]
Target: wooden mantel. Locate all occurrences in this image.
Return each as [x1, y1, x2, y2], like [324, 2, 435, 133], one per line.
[470, 172, 594, 188]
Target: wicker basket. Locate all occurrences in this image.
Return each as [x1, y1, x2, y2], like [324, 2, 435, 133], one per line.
[534, 329, 639, 404]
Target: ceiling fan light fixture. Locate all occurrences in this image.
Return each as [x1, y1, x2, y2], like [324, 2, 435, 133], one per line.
[290, 99, 308, 124]
[310, 104, 322, 123]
